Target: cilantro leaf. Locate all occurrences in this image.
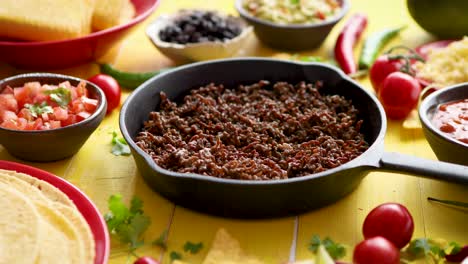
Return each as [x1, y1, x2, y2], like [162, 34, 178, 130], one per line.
[152, 229, 168, 249]
[25, 102, 53, 118]
[291, 0, 299, 4]
[405, 238, 451, 262]
[105, 195, 151, 251]
[184, 241, 203, 254]
[111, 131, 131, 156]
[308, 235, 346, 260]
[44, 87, 71, 107]
[170, 251, 182, 262]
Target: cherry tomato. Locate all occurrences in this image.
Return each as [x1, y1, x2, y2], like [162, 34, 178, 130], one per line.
[87, 74, 121, 114]
[369, 55, 405, 93]
[353, 236, 400, 264]
[134, 256, 160, 264]
[378, 72, 421, 120]
[362, 203, 414, 249]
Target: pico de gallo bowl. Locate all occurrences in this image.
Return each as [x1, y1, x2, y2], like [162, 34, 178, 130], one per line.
[0, 73, 106, 162]
[0, 80, 99, 130]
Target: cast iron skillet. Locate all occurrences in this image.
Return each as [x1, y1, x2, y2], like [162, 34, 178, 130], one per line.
[120, 58, 468, 218]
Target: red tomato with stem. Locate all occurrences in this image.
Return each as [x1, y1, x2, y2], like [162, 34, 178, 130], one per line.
[363, 203, 414, 249]
[369, 55, 405, 93]
[353, 236, 400, 264]
[87, 74, 121, 114]
[134, 256, 160, 264]
[378, 72, 421, 120]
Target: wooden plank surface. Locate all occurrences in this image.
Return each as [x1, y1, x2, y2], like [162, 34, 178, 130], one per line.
[0, 0, 466, 263]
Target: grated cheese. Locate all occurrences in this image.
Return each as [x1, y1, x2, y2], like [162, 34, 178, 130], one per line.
[415, 36, 468, 88]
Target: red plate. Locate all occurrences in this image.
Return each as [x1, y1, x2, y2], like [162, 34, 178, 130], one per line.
[0, 160, 110, 264]
[0, 0, 159, 69]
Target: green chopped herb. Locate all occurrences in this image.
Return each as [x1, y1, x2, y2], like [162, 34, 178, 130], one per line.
[25, 102, 53, 118]
[184, 241, 203, 254]
[44, 87, 71, 107]
[153, 229, 168, 249]
[111, 131, 131, 156]
[170, 251, 183, 262]
[308, 235, 346, 260]
[291, 0, 299, 4]
[404, 238, 453, 262]
[104, 195, 151, 251]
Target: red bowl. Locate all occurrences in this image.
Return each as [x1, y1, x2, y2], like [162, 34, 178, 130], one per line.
[0, 160, 110, 264]
[0, 0, 159, 69]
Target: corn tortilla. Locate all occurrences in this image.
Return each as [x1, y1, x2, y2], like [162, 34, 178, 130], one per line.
[0, 169, 95, 264]
[0, 183, 41, 264]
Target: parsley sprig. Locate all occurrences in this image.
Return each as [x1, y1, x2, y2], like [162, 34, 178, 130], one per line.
[402, 238, 464, 263]
[25, 102, 53, 118]
[44, 87, 71, 107]
[105, 195, 151, 252]
[308, 234, 346, 260]
[111, 131, 131, 156]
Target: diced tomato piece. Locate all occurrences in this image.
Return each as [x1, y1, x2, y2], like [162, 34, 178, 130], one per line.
[1, 119, 20, 130]
[82, 97, 98, 112]
[41, 112, 50, 122]
[52, 107, 68, 121]
[70, 87, 78, 101]
[0, 94, 19, 113]
[76, 111, 91, 121]
[33, 93, 49, 104]
[76, 81, 88, 97]
[72, 99, 85, 113]
[1, 86, 14, 94]
[14, 87, 32, 108]
[25, 118, 43, 130]
[49, 120, 61, 129]
[58, 81, 71, 89]
[16, 118, 27, 130]
[18, 108, 33, 121]
[0, 110, 18, 123]
[61, 114, 77, 127]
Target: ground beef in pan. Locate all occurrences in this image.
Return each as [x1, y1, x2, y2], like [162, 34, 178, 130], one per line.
[135, 81, 369, 180]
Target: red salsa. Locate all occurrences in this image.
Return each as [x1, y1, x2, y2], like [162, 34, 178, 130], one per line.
[432, 99, 468, 144]
[0, 81, 98, 131]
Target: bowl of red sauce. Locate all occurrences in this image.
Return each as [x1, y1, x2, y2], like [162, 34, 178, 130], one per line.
[0, 73, 106, 162]
[419, 83, 468, 166]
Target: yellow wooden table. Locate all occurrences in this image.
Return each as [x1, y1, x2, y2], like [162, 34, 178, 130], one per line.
[0, 0, 467, 263]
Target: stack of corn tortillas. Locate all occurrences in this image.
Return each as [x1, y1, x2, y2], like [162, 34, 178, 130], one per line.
[0, 169, 95, 264]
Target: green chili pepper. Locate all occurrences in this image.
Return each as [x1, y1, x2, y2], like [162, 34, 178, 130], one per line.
[358, 26, 406, 70]
[99, 63, 171, 89]
[428, 197, 468, 208]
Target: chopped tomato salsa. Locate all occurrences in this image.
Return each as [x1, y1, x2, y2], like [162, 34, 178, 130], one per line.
[0, 81, 98, 131]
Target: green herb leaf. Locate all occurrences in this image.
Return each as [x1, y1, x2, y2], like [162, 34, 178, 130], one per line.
[170, 251, 182, 262]
[448, 241, 462, 255]
[291, 0, 299, 4]
[405, 238, 449, 262]
[184, 241, 203, 254]
[25, 102, 53, 118]
[111, 131, 131, 156]
[105, 195, 151, 251]
[152, 229, 168, 249]
[44, 87, 71, 107]
[308, 235, 346, 260]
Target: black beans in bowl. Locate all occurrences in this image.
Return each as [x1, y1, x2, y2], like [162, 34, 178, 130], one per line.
[158, 10, 243, 44]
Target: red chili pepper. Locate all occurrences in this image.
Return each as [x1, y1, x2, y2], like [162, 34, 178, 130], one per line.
[415, 39, 454, 60]
[334, 13, 368, 74]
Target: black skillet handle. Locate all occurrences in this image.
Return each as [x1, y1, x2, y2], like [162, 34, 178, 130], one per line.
[379, 152, 468, 185]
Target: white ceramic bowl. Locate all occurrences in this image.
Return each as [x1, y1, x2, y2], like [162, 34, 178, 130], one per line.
[146, 11, 253, 62]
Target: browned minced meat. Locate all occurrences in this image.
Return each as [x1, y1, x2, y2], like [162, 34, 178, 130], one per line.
[135, 81, 369, 180]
